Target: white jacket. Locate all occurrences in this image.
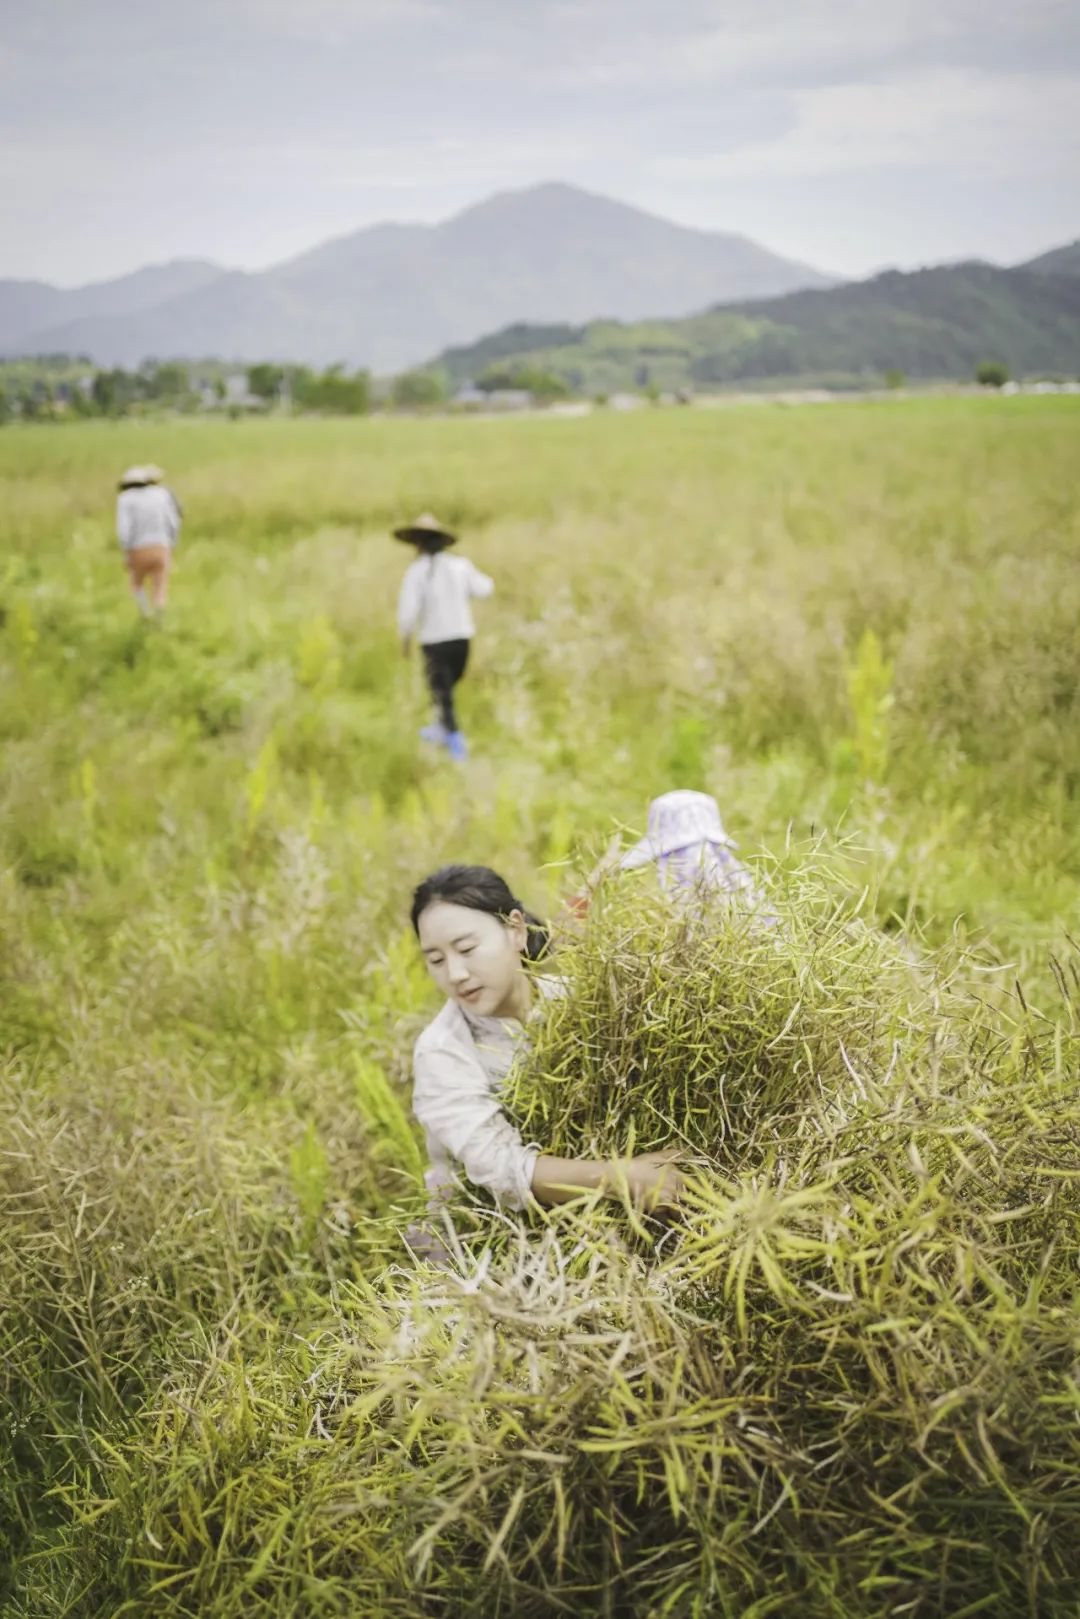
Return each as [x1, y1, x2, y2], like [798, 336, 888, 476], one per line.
[397, 552, 493, 644]
[411, 980, 561, 1210]
[116, 485, 182, 551]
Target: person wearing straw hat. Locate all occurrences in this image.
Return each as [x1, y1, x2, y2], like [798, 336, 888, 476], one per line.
[116, 464, 182, 617]
[394, 512, 493, 762]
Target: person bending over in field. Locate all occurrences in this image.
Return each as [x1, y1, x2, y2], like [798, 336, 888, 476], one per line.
[116, 464, 182, 617]
[395, 512, 493, 763]
[408, 864, 684, 1236]
[568, 790, 774, 921]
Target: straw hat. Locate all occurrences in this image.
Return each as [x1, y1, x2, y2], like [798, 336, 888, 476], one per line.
[392, 512, 457, 548]
[618, 790, 735, 871]
[119, 464, 165, 488]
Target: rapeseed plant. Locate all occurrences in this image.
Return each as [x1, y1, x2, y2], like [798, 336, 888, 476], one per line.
[2, 399, 1079, 1615]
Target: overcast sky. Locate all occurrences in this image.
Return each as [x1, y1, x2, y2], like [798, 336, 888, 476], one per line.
[2, 0, 1078, 286]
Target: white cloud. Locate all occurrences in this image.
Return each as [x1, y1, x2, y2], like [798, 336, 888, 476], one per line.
[227, 0, 443, 42]
[201, 128, 614, 197]
[556, 0, 1075, 89]
[649, 67, 1080, 180]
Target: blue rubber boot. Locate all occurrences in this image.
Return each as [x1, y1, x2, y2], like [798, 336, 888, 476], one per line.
[445, 730, 469, 762]
[419, 723, 448, 746]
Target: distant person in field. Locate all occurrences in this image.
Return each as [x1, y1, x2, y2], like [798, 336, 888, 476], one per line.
[116, 464, 182, 617]
[568, 790, 773, 921]
[394, 512, 493, 763]
[407, 863, 684, 1250]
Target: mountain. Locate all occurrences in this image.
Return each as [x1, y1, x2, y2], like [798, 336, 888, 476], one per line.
[1020, 240, 1080, 277]
[431, 262, 1080, 392]
[3, 183, 834, 371]
[0, 261, 226, 354]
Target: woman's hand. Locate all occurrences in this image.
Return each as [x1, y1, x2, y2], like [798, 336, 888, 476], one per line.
[559, 833, 626, 926]
[620, 1150, 686, 1212]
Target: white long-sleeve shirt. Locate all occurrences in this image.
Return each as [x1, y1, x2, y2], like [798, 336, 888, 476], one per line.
[116, 485, 182, 552]
[411, 980, 560, 1211]
[397, 552, 494, 645]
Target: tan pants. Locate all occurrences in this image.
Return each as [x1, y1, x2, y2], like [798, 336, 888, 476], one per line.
[127, 544, 171, 610]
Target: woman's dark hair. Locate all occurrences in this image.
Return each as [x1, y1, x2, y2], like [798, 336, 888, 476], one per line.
[410, 865, 550, 961]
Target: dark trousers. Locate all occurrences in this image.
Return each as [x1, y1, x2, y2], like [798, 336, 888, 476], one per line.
[422, 639, 470, 732]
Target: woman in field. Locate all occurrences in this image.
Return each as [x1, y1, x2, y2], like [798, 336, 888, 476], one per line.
[613, 790, 769, 906]
[395, 512, 493, 762]
[568, 790, 772, 919]
[409, 864, 685, 1223]
[116, 464, 182, 616]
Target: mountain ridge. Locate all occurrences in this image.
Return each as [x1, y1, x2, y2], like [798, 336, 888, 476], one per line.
[0, 182, 834, 370]
[3, 187, 1074, 379]
[1021, 240, 1080, 277]
[0, 260, 226, 353]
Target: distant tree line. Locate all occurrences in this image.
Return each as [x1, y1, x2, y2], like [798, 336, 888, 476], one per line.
[0, 347, 1025, 426]
[0, 353, 577, 423]
[248, 363, 486, 412]
[0, 359, 217, 422]
[247, 363, 372, 413]
[0, 357, 470, 421]
[472, 362, 571, 400]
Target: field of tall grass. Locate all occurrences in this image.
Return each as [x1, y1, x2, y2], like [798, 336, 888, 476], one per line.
[2, 398, 1079, 1616]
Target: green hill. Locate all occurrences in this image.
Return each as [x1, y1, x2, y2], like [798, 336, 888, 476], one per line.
[434, 262, 1080, 392]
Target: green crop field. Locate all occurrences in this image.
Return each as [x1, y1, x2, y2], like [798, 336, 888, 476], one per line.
[2, 398, 1080, 1617]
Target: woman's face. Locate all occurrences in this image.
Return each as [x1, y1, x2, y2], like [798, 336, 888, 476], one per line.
[417, 900, 527, 1020]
